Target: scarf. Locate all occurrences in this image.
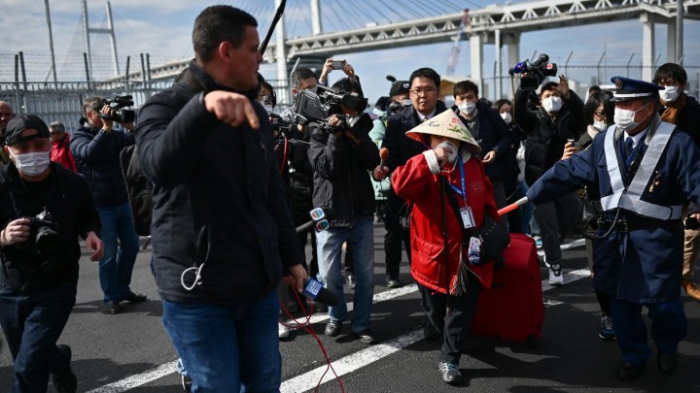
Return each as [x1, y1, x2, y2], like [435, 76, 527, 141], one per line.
[660, 92, 687, 125]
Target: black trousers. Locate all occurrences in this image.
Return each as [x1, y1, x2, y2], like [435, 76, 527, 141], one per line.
[383, 191, 411, 278]
[290, 177, 318, 277]
[419, 272, 481, 364]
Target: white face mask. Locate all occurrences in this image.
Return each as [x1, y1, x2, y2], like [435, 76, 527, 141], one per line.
[593, 120, 608, 132]
[11, 150, 51, 177]
[401, 99, 412, 107]
[660, 85, 680, 103]
[614, 103, 650, 132]
[262, 104, 274, 115]
[435, 140, 459, 163]
[458, 102, 477, 116]
[500, 112, 512, 124]
[543, 96, 562, 113]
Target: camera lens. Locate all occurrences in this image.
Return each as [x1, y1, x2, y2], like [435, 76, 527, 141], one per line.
[35, 227, 62, 256]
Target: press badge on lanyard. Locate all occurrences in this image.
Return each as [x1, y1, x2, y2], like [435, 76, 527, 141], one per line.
[449, 155, 476, 229]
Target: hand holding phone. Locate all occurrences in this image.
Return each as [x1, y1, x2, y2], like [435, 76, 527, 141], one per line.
[331, 60, 345, 69]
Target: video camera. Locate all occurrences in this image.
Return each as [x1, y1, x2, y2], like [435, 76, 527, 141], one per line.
[97, 95, 136, 123]
[295, 85, 368, 132]
[513, 54, 558, 91]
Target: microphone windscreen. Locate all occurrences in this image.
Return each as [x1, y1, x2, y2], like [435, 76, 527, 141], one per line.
[379, 147, 389, 160]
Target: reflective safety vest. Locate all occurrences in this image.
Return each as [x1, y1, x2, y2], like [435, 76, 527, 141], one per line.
[600, 122, 681, 220]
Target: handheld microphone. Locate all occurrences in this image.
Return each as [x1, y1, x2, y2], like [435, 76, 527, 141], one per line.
[379, 147, 389, 169]
[513, 61, 527, 74]
[296, 208, 334, 233]
[302, 277, 339, 306]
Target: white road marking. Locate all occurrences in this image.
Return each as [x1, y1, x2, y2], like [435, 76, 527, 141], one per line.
[89, 263, 591, 392]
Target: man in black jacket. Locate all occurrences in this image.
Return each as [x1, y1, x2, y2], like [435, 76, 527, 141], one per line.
[136, 6, 306, 391]
[374, 68, 448, 289]
[0, 115, 103, 393]
[71, 97, 145, 314]
[514, 76, 585, 286]
[309, 88, 379, 345]
[654, 63, 700, 301]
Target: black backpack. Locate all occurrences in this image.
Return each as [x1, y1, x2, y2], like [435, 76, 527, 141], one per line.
[119, 144, 152, 236]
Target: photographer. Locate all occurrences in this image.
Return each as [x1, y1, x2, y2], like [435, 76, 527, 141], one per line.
[308, 79, 379, 344]
[514, 75, 585, 286]
[0, 115, 103, 392]
[71, 97, 146, 314]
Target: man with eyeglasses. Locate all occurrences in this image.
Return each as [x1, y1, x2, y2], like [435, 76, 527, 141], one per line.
[374, 68, 447, 299]
[49, 122, 76, 172]
[0, 101, 16, 165]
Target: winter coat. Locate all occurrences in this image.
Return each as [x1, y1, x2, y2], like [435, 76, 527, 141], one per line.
[70, 124, 134, 206]
[392, 149, 499, 294]
[136, 61, 304, 304]
[513, 89, 585, 186]
[308, 115, 379, 226]
[50, 134, 76, 172]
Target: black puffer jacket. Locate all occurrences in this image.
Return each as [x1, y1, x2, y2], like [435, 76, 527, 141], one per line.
[513, 89, 585, 186]
[70, 123, 134, 206]
[308, 115, 379, 227]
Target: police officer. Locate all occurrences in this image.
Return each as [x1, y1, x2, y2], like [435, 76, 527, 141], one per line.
[526, 77, 700, 381]
[0, 115, 103, 392]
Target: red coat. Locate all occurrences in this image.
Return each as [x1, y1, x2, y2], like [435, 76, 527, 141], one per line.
[51, 134, 77, 172]
[392, 151, 499, 294]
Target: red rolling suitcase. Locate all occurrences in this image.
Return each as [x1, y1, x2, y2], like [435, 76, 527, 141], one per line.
[471, 233, 544, 343]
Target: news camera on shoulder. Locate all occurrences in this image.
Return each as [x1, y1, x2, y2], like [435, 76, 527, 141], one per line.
[513, 54, 558, 91]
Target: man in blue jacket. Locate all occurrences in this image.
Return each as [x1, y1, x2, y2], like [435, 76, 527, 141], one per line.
[527, 77, 700, 381]
[136, 5, 307, 391]
[71, 98, 145, 315]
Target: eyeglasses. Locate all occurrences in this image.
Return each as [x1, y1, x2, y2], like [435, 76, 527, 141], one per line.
[409, 87, 438, 96]
[594, 110, 605, 118]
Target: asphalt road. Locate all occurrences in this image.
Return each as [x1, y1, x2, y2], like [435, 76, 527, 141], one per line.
[2, 223, 700, 392]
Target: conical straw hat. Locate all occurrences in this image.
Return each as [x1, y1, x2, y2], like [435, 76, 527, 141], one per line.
[406, 109, 481, 153]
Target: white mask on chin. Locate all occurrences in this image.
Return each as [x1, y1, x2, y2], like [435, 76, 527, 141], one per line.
[11, 150, 51, 177]
[435, 140, 459, 163]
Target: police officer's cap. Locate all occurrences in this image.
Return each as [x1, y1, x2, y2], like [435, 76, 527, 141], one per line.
[610, 76, 662, 102]
[389, 80, 410, 97]
[4, 115, 50, 145]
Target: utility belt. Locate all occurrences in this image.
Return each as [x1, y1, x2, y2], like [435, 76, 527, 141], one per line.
[596, 216, 682, 233]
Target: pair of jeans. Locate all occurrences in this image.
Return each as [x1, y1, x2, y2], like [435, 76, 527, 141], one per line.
[609, 297, 687, 367]
[316, 214, 375, 332]
[162, 290, 281, 392]
[97, 202, 140, 302]
[0, 282, 76, 393]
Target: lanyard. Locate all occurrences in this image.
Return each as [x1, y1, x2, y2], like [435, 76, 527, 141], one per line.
[447, 154, 468, 206]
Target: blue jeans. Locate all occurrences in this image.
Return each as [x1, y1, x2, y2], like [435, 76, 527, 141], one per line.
[97, 202, 140, 302]
[609, 297, 687, 367]
[162, 290, 281, 392]
[0, 282, 76, 393]
[316, 214, 375, 332]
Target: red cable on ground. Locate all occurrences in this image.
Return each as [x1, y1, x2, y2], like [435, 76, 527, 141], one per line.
[279, 291, 346, 393]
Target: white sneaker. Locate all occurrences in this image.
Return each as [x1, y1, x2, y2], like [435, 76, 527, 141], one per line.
[548, 268, 564, 286]
[278, 323, 291, 339]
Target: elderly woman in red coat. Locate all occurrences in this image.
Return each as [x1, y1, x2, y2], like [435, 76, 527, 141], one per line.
[392, 109, 499, 385]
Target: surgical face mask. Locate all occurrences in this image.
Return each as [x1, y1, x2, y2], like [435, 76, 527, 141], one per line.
[500, 112, 512, 124]
[435, 140, 459, 163]
[401, 99, 412, 107]
[593, 120, 608, 132]
[614, 103, 649, 132]
[543, 96, 562, 113]
[262, 104, 274, 115]
[660, 85, 680, 103]
[458, 102, 477, 116]
[11, 150, 51, 177]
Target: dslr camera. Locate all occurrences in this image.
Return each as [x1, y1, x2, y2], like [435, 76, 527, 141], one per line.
[97, 95, 136, 123]
[295, 85, 368, 133]
[513, 54, 558, 91]
[26, 209, 62, 257]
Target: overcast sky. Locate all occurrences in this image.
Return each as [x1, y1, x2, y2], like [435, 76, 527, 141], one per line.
[1, 0, 698, 102]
